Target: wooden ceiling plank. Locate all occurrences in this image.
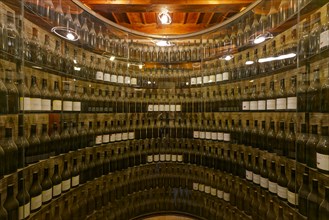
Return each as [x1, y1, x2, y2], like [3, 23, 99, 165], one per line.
[111, 12, 120, 23]
[205, 13, 214, 25]
[81, 0, 254, 5]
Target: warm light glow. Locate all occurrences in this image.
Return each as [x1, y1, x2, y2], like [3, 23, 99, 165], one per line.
[155, 40, 173, 47]
[109, 56, 115, 61]
[224, 55, 233, 61]
[139, 64, 143, 69]
[254, 36, 266, 44]
[66, 32, 75, 41]
[74, 66, 81, 71]
[158, 9, 172, 24]
[277, 53, 297, 60]
[245, 60, 254, 65]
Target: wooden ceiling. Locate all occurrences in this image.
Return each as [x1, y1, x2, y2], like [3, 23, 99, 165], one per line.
[79, 0, 255, 35]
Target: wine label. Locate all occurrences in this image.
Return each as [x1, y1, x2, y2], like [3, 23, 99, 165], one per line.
[31, 194, 42, 211]
[193, 182, 199, 190]
[171, 154, 177, 162]
[276, 98, 287, 110]
[203, 75, 209, 83]
[73, 101, 81, 111]
[198, 183, 205, 192]
[260, 177, 269, 189]
[96, 71, 104, 81]
[250, 101, 258, 111]
[316, 153, 329, 171]
[95, 135, 102, 144]
[246, 170, 253, 181]
[217, 132, 224, 141]
[115, 133, 122, 141]
[164, 105, 170, 111]
[53, 184, 61, 197]
[222, 72, 229, 81]
[287, 97, 297, 110]
[269, 181, 277, 194]
[147, 105, 154, 111]
[197, 77, 202, 84]
[211, 187, 217, 196]
[277, 185, 287, 199]
[216, 73, 223, 82]
[131, 78, 137, 85]
[200, 131, 205, 139]
[19, 203, 30, 219]
[288, 191, 299, 205]
[224, 133, 230, 141]
[320, 30, 329, 49]
[103, 134, 110, 143]
[217, 189, 223, 199]
[41, 99, 51, 111]
[52, 100, 62, 111]
[266, 99, 276, 110]
[110, 134, 116, 142]
[20, 97, 31, 111]
[177, 155, 183, 162]
[159, 105, 165, 111]
[206, 132, 211, 139]
[223, 192, 230, 202]
[122, 132, 128, 140]
[72, 175, 80, 187]
[30, 98, 42, 111]
[117, 75, 124, 84]
[42, 188, 52, 203]
[253, 174, 260, 185]
[110, 75, 117, 83]
[191, 77, 197, 85]
[104, 73, 111, 82]
[160, 154, 166, 161]
[242, 101, 250, 110]
[125, 76, 130, 84]
[209, 75, 215, 83]
[193, 131, 200, 139]
[147, 155, 153, 163]
[62, 179, 71, 192]
[176, 105, 181, 112]
[165, 154, 171, 161]
[154, 105, 159, 111]
[258, 100, 266, 110]
[211, 132, 217, 140]
[154, 154, 159, 162]
[205, 185, 211, 194]
[128, 132, 135, 139]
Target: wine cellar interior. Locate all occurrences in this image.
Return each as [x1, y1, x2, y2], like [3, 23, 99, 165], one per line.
[0, 0, 328, 219]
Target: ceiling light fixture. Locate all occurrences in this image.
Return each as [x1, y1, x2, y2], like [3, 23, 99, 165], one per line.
[51, 26, 79, 41]
[158, 9, 172, 25]
[252, 31, 273, 44]
[219, 54, 234, 61]
[155, 40, 174, 47]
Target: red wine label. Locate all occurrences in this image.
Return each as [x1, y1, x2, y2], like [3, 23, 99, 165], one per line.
[206, 132, 211, 139]
[320, 30, 329, 49]
[115, 133, 122, 141]
[41, 99, 51, 111]
[211, 187, 217, 196]
[110, 134, 116, 142]
[250, 101, 258, 111]
[165, 154, 171, 161]
[242, 101, 250, 110]
[217, 132, 224, 140]
[102, 134, 110, 143]
[200, 132, 205, 139]
[128, 132, 135, 139]
[211, 132, 217, 140]
[224, 133, 230, 141]
[96, 71, 104, 81]
[31, 194, 42, 210]
[73, 101, 81, 111]
[95, 135, 102, 144]
[216, 73, 223, 82]
[160, 154, 165, 161]
[20, 97, 31, 111]
[154, 154, 159, 162]
[52, 100, 62, 111]
[104, 73, 110, 82]
[222, 72, 229, 81]
[193, 131, 200, 138]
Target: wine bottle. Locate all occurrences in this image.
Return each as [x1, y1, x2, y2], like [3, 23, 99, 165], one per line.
[87, 188, 95, 216]
[72, 85, 81, 112]
[0, 192, 8, 220]
[50, 123, 61, 156]
[61, 199, 71, 220]
[267, 121, 276, 152]
[307, 179, 321, 220]
[53, 205, 61, 219]
[277, 164, 288, 200]
[0, 68, 8, 114]
[319, 186, 329, 220]
[80, 155, 88, 184]
[27, 124, 40, 164]
[246, 153, 253, 181]
[243, 186, 251, 215]
[260, 158, 269, 189]
[71, 158, 80, 188]
[307, 68, 321, 112]
[40, 79, 51, 112]
[51, 81, 62, 112]
[39, 124, 51, 160]
[87, 121, 95, 148]
[253, 156, 260, 185]
[238, 152, 246, 179]
[276, 206, 284, 220]
[2, 127, 18, 175]
[102, 121, 110, 144]
[287, 76, 297, 110]
[223, 177, 230, 202]
[29, 76, 42, 112]
[29, 172, 42, 212]
[298, 173, 310, 216]
[297, 71, 308, 112]
[297, 123, 308, 163]
[276, 79, 287, 111]
[251, 120, 259, 148]
[4, 69, 18, 114]
[236, 183, 244, 210]
[275, 121, 285, 156]
[286, 122, 296, 159]
[316, 126, 329, 174]
[61, 160, 71, 192]
[258, 195, 267, 219]
[3, 184, 19, 220]
[243, 120, 251, 146]
[287, 168, 299, 207]
[95, 121, 103, 145]
[60, 122, 70, 154]
[15, 125, 28, 169]
[41, 168, 52, 204]
[251, 190, 259, 220]
[62, 82, 73, 112]
[269, 160, 278, 195]
[51, 164, 62, 198]
[266, 200, 276, 220]
[17, 75, 30, 112]
[266, 81, 276, 111]
[16, 178, 30, 220]
[306, 125, 319, 168]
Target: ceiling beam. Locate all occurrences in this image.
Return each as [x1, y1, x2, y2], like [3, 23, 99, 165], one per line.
[81, 0, 254, 5]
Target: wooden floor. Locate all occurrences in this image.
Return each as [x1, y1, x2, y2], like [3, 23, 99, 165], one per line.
[143, 215, 196, 220]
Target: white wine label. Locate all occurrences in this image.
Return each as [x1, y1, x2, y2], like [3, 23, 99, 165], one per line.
[154, 154, 159, 162]
[63, 101, 73, 111]
[147, 155, 153, 163]
[224, 133, 230, 141]
[41, 99, 51, 111]
[200, 132, 205, 139]
[260, 177, 269, 189]
[96, 71, 104, 81]
[148, 105, 154, 111]
[206, 132, 211, 139]
[258, 100, 266, 110]
[211, 132, 217, 140]
[253, 174, 260, 185]
[222, 72, 229, 81]
[73, 101, 81, 111]
[122, 133, 128, 140]
[165, 154, 171, 161]
[193, 131, 200, 139]
[250, 101, 258, 111]
[104, 73, 111, 82]
[223, 192, 230, 202]
[110, 75, 117, 83]
[320, 30, 329, 49]
[177, 155, 183, 162]
[30, 98, 42, 111]
[110, 134, 116, 142]
[131, 78, 137, 85]
[203, 75, 209, 84]
[170, 105, 176, 112]
[205, 185, 211, 194]
[242, 101, 250, 110]
[159, 105, 165, 111]
[153, 105, 159, 111]
[164, 105, 170, 111]
[246, 170, 253, 181]
[316, 153, 329, 171]
[269, 181, 277, 194]
[52, 100, 62, 111]
[19, 203, 30, 220]
[217, 132, 224, 141]
[31, 194, 42, 210]
[276, 98, 287, 110]
[193, 182, 199, 190]
[128, 132, 135, 139]
[115, 133, 122, 141]
[216, 73, 223, 82]
[62, 179, 71, 191]
[191, 77, 197, 85]
[95, 135, 102, 144]
[20, 97, 31, 111]
[277, 185, 287, 199]
[160, 154, 166, 161]
[197, 77, 202, 84]
[42, 188, 52, 203]
[209, 75, 215, 83]
[171, 154, 177, 162]
[72, 175, 80, 187]
[118, 75, 124, 84]
[53, 184, 61, 197]
[217, 189, 223, 199]
[288, 191, 299, 205]
[211, 187, 217, 196]
[198, 183, 205, 192]
[103, 134, 110, 143]
[266, 99, 276, 110]
[287, 97, 297, 109]
[125, 76, 131, 84]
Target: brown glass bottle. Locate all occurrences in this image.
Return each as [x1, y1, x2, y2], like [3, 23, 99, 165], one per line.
[306, 125, 319, 168]
[3, 184, 19, 220]
[29, 76, 42, 112]
[286, 122, 296, 159]
[316, 126, 329, 174]
[287, 168, 299, 207]
[297, 72, 308, 112]
[2, 128, 18, 175]
[307, 68, 321, 112]
[274, 121, 285, 156]
[4, 69, 18, 114]
[298, 173, 310, 216]
[297, 123, 308, 163]
[319, 186, 329, 220]
[307, 179, 321, 220]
